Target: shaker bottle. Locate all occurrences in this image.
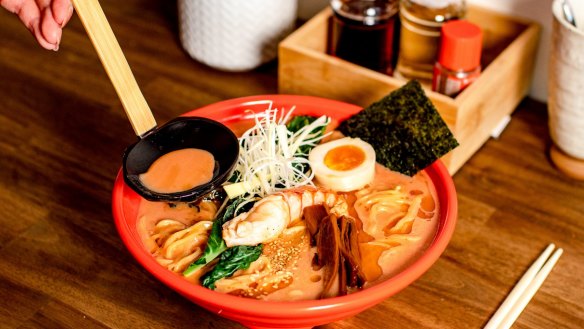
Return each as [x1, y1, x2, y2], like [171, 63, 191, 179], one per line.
[395, 0, 466, 83]
[328, 0, 400, 75]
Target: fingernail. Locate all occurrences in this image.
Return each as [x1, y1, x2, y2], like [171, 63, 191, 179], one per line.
[61, 4, 74, 27]
[53, 36, 61, 51]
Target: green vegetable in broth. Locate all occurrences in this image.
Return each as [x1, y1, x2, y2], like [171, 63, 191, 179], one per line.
[286, 115, 317, 133]
[286, 115, 327, 173]
[287, 115, 327, 157]
[338, 80, 459, 176]
[201, 244, 263, 289]
[183, 197, 251, 277]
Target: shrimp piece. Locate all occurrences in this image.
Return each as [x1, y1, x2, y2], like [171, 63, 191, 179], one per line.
[222, 188, 348, 247]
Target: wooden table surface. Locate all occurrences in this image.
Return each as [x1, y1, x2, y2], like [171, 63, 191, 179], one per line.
[1, 1, 582, 328]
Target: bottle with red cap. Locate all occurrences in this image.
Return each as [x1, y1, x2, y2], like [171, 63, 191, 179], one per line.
[432, 20, 482, 97]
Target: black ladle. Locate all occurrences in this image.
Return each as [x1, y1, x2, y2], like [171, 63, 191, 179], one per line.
[72, 0, 239, 202]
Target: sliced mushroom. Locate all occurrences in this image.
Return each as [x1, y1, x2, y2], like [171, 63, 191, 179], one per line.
[302, 204, 328, 246]
[339, 216, 366, 289]
[316, 214, 341, 299]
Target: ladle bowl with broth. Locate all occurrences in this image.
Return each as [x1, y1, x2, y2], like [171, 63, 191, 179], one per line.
[112, 95, 457, 328]
[123, 117, 239, 202]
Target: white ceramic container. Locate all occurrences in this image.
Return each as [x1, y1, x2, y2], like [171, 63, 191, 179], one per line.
[178, 0, 298, 72]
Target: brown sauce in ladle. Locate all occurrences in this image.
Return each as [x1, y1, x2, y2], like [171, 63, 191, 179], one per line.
[139, 148, 215, 194]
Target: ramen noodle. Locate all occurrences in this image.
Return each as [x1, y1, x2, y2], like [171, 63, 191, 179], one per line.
[137, 164, 438, 301]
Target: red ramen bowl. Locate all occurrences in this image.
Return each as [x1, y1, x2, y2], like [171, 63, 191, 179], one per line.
[112, 95, 458, 328]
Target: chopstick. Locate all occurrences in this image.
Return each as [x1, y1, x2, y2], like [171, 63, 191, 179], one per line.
[484, 243, 563, 329]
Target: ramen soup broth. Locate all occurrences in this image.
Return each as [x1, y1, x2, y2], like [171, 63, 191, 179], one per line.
[136, 119, 440, 301]
[139, 148, 215, 193]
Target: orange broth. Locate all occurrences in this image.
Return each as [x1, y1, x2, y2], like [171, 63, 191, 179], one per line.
[135, 118, 440, 301]
[139, 148, 215, 193]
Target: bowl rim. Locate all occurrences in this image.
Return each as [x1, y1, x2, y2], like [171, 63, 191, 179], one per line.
[112, 94, 458, 319]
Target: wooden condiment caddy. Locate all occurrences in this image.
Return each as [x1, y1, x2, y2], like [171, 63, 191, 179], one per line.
[278, 5, 541, 174]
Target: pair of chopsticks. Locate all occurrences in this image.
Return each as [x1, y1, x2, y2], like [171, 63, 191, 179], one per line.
[484, 243, 563, 329]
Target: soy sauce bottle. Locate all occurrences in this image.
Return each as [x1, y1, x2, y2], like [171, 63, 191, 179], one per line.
[327, 0, 400, 75]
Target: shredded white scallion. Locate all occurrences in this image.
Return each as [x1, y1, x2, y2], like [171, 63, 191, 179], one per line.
[229, 101, 331, 202]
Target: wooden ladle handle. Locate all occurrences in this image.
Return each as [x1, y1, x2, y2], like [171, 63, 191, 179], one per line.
[71, 0, 157, 137]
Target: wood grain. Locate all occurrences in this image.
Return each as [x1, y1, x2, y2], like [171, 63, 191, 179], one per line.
[0, 1, 582, 328]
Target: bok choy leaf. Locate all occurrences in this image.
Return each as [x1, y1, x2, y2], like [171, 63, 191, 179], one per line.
[201, 244, 263, 289]
[183, 197, 247, 277]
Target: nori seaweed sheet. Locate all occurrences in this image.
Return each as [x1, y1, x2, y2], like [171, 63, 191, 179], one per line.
[337, 80, 459, 176]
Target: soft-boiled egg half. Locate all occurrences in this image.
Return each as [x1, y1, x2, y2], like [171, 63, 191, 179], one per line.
[309, 137, 376, 192]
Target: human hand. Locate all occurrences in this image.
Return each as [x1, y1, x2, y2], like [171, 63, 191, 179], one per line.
[1, 0, 73, 50]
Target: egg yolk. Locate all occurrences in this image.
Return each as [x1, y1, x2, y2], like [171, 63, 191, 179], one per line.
[324, 145, 366, 171]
